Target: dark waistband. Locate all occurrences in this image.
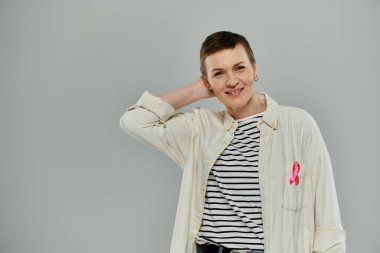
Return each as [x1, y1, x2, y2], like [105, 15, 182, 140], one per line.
[196, 242, 264, 253]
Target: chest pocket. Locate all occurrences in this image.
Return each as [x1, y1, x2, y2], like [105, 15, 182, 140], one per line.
[281, 160, 308, 212]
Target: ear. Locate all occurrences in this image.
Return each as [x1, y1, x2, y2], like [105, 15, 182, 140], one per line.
[252, 62, 258, 75]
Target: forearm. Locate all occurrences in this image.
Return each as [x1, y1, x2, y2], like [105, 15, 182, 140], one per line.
[307, 116, 346, 252]
[159, 82, 204, 110]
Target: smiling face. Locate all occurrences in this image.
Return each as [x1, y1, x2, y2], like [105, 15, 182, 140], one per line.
[203, 44, 259, 117]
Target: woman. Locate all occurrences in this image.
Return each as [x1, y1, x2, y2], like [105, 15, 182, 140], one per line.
[120, 31, 346, 253]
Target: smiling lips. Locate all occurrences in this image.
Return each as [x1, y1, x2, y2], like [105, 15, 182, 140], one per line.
[226, 88, 243, 96]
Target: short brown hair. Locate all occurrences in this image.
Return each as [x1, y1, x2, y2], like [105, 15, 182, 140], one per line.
[200, 31, 256, 76]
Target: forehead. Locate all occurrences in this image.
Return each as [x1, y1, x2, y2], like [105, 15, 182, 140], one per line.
[204, 44, 250, 70]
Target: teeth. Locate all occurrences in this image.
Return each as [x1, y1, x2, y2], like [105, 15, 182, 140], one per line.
[228, 89, 241, 95]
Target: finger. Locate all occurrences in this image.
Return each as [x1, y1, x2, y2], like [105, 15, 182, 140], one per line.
[202, 75, 209, 85]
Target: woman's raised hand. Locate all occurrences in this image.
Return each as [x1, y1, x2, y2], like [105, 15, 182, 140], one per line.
[159, 76, 215, 110]
[191, 76, 215, 99]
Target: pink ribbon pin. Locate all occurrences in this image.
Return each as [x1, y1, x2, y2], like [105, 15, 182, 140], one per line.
[289, 161, 301, 186]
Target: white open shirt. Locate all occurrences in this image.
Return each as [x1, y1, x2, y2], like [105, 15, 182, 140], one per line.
[120, 91, 346, 253]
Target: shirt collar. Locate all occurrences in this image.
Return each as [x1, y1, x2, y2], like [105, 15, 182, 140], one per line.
[223, 92, 279, 131]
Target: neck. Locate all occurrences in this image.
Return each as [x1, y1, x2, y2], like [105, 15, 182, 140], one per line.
[227, 92, 267, 120]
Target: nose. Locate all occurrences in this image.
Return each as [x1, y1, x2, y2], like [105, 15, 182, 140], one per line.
[228, 79, 238, 85]
[227, 75, 239, 86]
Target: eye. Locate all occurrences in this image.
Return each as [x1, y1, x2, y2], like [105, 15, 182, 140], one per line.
[214, 72, 223, 77]
[236, 66, 245, 70]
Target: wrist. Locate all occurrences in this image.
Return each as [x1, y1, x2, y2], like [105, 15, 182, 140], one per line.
[188, 81, 205, 101]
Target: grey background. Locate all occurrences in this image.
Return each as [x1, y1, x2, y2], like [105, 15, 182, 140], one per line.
[0, 0, 378, 252]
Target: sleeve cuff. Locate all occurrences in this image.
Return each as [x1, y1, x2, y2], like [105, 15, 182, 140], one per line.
[126, 91, 176, 121]
[313, 227, 346, 252]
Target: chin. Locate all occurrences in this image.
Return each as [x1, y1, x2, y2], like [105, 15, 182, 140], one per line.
[223, 100, 248, 109]
[217, 94, 248, 107]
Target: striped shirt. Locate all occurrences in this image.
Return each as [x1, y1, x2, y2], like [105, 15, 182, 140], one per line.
[195, 111, 265, 252]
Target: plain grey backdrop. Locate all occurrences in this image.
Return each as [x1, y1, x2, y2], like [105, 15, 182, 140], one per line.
[1, 0, 378, 252]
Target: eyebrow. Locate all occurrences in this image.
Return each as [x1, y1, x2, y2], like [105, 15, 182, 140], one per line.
[211, 61, 245, 72]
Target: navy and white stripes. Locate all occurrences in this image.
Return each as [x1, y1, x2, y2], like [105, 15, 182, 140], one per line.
[196, 112, 265, 252]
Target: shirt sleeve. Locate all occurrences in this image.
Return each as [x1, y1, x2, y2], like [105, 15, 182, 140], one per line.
[306, 116, 347, 253]
[119, 91, 195, 168]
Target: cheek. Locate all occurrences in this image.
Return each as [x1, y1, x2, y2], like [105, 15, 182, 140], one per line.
[210, 80, 224, 92]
